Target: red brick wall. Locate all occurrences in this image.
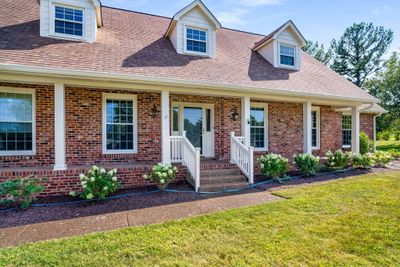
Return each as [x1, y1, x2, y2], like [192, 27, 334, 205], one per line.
[0, 82, 55, 168]
[170, 94, 241, 160]
[361, 114, 374, 139]
[65, 87, 161, 165]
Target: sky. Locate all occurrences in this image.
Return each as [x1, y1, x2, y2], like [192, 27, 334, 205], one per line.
[101, 0, 400, 56]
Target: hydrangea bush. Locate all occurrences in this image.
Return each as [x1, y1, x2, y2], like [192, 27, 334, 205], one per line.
[351, 153, 375, 169]
[373, 151, 393, 167]
[258, 153, 289, 179]
[71, 166, 119, 200]
[294, 153, 320, 177]
[324, 150, 352, 171]
[143, 163, 177, 190]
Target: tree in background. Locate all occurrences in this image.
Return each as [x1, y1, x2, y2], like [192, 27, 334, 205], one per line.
[302, 40, 332, 65]
[365, 51, 400, 131]
[330, 22, 393, 87]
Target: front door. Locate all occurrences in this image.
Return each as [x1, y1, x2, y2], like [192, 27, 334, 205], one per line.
[172, 103, 214, 158]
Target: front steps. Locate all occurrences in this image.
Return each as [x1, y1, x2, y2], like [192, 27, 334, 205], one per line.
[186, 160, 250, 192]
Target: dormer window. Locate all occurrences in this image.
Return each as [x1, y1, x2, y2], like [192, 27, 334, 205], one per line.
[186, 27, 207, 54]
[279, 44, 295, 67]
[54, 5, 84, 37]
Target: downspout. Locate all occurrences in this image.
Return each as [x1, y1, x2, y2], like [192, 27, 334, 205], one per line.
[373, 113, 382, 152]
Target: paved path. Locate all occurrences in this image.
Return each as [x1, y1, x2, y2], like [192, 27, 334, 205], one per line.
[0, 191, 281, 248]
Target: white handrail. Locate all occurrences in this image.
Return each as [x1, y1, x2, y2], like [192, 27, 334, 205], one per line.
[170, 132, 201, 191]
[230, 132, 254, 184]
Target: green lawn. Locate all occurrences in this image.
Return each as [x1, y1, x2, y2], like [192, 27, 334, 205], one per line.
[376, 140, 400, 153]
[1, 172, 400, 266]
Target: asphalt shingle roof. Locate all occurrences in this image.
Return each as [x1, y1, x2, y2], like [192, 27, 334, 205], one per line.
[0, 0, 376, 102]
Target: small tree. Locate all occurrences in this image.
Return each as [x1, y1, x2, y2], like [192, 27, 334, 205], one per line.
[359, 131, 371, 155]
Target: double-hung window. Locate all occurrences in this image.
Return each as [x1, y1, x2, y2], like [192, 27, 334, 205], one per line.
[0, 89, 35, 155]
[54, 5, 83, 37]
[103, 94, 137, 154]
[311, 107, 320, 149]
[342, 115, 352, 148]
[250, 104, 268, 150]
[279, 44, 295, 66]
[186, 27, 207, 54]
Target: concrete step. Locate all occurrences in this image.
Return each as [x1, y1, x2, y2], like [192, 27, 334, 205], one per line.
[201, 168, 242, 177]
[201, 174, 247, 184]
[199, 181, 250, 192]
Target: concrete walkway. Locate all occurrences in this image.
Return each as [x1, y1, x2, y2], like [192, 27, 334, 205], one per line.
[0, 191, 281, 248]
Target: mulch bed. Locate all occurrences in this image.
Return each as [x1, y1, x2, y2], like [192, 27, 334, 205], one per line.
[1, 162, 399, 229]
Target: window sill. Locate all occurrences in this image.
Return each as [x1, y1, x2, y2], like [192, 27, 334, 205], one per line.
[102, 150, 137, 155]
[342, 145, 351, 149]
[0, 151, 36, 157]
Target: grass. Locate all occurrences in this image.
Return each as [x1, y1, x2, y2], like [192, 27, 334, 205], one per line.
[1, 172, 400, 266]
[376, 140, 400, 153]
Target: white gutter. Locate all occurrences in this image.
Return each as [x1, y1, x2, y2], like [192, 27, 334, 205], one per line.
[0, 63, 380, 104]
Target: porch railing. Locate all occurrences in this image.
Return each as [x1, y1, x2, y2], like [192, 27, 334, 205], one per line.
[170, 132, 201, 192]
[230, 132, 254, 184]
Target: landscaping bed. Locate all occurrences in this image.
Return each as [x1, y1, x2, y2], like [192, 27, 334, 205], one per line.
[1, 163, 398, 229]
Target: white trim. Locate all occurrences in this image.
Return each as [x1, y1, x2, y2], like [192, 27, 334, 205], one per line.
[102, 93, 138, 155]
[351, 106, 360, 154]
[161, 90, 170, 164]
[49, 1, 86, 42]
[54, 83, 67, 170]
[0, 64, 380, 104]
[311, 106, 320, 150]
[242, 97, 251, 147]
[0, 87, 36, 156]
[303, 102, 312, 154]
[250, 102, 269, 152]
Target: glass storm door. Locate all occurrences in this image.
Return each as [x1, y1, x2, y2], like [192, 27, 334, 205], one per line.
[184, 107, 203, 151]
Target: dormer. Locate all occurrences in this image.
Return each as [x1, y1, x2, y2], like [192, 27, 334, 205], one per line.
[38, 0, 103, 43]
[253, 20, 306, 70]
[165, 0, 221, 58]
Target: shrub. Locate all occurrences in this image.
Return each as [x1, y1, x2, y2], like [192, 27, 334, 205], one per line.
[293, 153, 320, 177]
[351, 153, 375, 169]
[394, 131, 400, 141]
[377, 131, 390, 141]
[388, 149, 400, 159]
[258, 153, 289, 179]
[143, 163, 177, 190]
[0, 176, 45, 209]
[72, 166, 119, 200]
[359, 131, 371, 155]
[324, 150, 352, 171]
[373, 151, 393, 167]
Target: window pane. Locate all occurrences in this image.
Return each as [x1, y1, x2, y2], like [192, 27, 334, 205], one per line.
[206, 109, 211, 132]
[186, 27, 207, 53]
[280, 55, 294, 66]
[105, 98, 135, 151]
[342, 115, 352, 146]
[172, 107, 179, 132]
[311, 110, 319, 148]
[250, 108, 264, 127]
[250, 107, 266, 149]
[54, 6, 83, 37]
[0, 122, 33, 152]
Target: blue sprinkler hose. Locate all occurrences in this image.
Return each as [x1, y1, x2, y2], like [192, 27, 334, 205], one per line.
[0, 168, 355, 209]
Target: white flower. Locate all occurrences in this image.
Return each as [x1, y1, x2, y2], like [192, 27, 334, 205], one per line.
[92, 165, 99, 171]
[112, 176, 117, 182]
[100, 168, 106, 174]
[112, 168, 117, 174]
[90, 177, 95, 182]
[168, 169, 173, 175]
[162, 172, 167, 178]
[108, 170, 114, 176]
[160, 179, 165, 184]
[86, 193, 94, 200]
[103, 186, 108, 191]
[81, 181, 87, 186]
[79, 174, 86, 180]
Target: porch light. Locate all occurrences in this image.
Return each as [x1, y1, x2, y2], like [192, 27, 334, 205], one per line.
[151, 104, 160, 118]
[230, 107, 239, 121]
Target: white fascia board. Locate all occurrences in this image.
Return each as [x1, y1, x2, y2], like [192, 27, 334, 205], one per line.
[0, 63, 380, 104]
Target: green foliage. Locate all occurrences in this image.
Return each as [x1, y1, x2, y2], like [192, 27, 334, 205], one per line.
[143, 163, 177, 191]
[330, 22, 393, 87]
[0, 176, 45, 209]
[293, 153, 320, 177]
[377, 131, 391, 141]
[258, 153, 289, 179]
[73, 166, 119, 200]
[324, 150, 352, 171]
[388, 149, 400, 159]
[360, 131, 371, 154]
[351, 153, 375, 169]
[373, 151, 393, 167]
[302, 40, 332, 65]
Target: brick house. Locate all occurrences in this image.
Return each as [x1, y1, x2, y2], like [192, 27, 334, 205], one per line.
[0, 0, 385, 194]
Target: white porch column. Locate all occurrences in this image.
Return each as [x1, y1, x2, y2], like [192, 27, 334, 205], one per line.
[161, 90, 171, 164]
[54, 83, 67, 171]
[303, 102, 312, 154]
[351, 105, 361, 154]
[241, 96, 251, 146]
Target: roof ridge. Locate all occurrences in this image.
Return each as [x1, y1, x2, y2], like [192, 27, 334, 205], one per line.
[102, 5, 172, 20]
[221, 27, 264, 37]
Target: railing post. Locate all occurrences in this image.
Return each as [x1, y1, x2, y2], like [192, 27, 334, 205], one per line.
[195, 147, 201, 192]
[249, 146, 254, 184]
[230, 132, 235, 164]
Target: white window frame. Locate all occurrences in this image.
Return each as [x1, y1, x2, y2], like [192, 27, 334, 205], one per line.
[49, 0, 86, 41]
[184, 25, 208, 56]
[342, 113, 352, 149]
[311, 106, 320, 150]
[278, 42, 297, 68]
[102, 93, 138, 155]
[250, 103, 269, 152]
[0, 87, 36, 156]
